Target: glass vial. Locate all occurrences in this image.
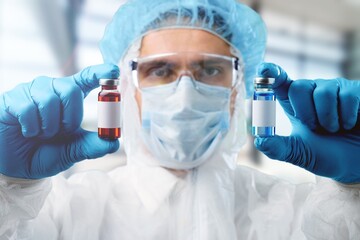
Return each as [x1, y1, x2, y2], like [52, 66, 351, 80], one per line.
[98, 79, 121, 139]
[252, 77, 276, 137]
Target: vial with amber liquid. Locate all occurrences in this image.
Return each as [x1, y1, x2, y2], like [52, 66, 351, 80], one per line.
[252, 77, 276, 137]
[98, 79, 121, 139]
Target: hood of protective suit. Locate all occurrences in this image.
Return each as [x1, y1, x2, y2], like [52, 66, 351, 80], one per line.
[98, 0, 267, 172]
[99, 0, 266, 169]
[98, 1, 265, 238]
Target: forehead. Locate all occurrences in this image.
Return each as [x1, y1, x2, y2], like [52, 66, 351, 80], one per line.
[140, 29, 232, 57]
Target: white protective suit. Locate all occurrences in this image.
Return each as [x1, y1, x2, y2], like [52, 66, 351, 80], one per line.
[1, 161, 360, 239]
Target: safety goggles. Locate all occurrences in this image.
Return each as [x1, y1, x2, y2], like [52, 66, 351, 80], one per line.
[130, 52, 240, 89]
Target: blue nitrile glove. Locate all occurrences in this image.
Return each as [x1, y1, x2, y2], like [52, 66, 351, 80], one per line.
[0, 64, 120, 179]
[254, 62, 360, 184]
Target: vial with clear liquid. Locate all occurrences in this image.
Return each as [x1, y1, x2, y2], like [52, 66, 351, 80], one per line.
[98, 79, 121, 139]
[252, 77, 276, 137]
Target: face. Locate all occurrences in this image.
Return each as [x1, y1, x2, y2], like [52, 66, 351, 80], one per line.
[135, 29, 238, 113]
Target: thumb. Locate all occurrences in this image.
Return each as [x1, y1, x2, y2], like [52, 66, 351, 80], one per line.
[73, 63, 120, 97]
[254, 136, 314, 170]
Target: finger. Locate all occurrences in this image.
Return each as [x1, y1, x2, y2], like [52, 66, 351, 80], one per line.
[338, 82, 359, 130]
[52, 77, 84, 133]
[257, 62, 294, 115]
[288, 80, 318, 130]
[30, 77, 61, 138]
[30, 130, 120, 177]
[54, 64, 120, 132]
[73, 64, 119, 97]
[313, 80, 340, 132]
[1, 84, 41, 137]
[254, 136, 314, 170]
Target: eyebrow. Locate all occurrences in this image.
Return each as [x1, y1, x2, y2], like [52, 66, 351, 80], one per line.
[190, 59, 229, 67]
[138, 61, 178, 73]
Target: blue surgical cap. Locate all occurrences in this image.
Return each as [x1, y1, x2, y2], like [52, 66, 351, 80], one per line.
[99, 0, 267, 97]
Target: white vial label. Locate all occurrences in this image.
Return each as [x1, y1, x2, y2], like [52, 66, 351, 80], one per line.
[252, 100, 276, 127]
[98, 102, 121, 128]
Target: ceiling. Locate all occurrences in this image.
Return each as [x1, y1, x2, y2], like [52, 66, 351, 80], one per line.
[242, 0, 360, 32]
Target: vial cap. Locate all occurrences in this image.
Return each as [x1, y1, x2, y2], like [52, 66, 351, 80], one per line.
[254, 77, 275, 85]
[99, 79, 120, 86]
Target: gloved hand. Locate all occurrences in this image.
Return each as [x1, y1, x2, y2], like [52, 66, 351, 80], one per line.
[254, 62, 360, 184]
[0, 64, 120, 179]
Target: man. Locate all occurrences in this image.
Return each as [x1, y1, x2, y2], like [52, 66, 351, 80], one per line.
[1, 0, 360, 239]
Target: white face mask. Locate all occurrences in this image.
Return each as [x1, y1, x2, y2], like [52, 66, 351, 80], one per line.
[140, 76, 231, 169]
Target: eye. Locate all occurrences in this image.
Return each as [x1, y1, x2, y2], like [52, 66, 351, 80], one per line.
[145, 64, 174, 79]
[199, 66, 221, 78]
[151, 67, 170, 77]
[204, 67, 220, 76]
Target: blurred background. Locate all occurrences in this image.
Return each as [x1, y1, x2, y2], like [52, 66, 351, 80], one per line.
[0, 0, 359, 182]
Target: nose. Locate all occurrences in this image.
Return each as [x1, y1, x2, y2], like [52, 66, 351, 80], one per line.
[175, 73, 199, 90]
